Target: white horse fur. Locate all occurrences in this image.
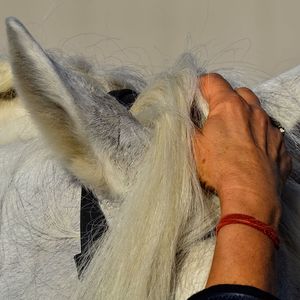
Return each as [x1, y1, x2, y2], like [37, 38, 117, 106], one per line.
[0, 17, 299, 299]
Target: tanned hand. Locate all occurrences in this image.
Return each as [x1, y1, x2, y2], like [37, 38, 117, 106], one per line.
[192, 73, 292, 294]
[193, 73, 292, 225]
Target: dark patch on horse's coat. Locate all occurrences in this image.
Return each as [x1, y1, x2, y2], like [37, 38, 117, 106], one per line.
[0, 88, 17, 100]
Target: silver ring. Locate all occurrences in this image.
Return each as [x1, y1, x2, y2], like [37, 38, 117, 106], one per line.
[270, 117, 285, 134]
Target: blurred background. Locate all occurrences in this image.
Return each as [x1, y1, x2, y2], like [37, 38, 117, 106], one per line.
[1, 0, 300, 83]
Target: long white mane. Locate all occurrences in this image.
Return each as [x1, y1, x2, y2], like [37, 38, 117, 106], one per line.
[0, 17, 299, 299]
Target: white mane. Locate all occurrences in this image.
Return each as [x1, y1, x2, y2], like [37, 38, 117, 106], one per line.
[0, 17, 299, 299]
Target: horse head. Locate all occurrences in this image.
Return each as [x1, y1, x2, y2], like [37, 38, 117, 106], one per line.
[5, 17, 300, 299]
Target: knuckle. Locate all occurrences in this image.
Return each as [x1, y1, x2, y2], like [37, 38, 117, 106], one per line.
[274, 128, 284, 140]
[205, 73, 225, 81]
[235, 87, 253, 95]
[235, 87, 260, 106]
[269, 122, 284, 143]
[199, 73, 224, 88]
[252, 106, 269, 121]
[272, 128, 284, 146]
[251, 107, 269, 129]
[218, 95, 250, 117]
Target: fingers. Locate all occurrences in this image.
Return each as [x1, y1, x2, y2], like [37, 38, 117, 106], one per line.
[235, 87, 261, 107]
[235, 87, 271, 152]
[199, 73, 261, 109]
[199, 74, 262, 117]
[198, 74, 289, 170]
[267, 124, 283, 160]
[196, 73, 292, 199]
[200, 74, 281, 154]
[199, 73, 237, 111]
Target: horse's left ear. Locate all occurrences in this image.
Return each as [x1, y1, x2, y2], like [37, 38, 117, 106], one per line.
[6, 17, 149, 196]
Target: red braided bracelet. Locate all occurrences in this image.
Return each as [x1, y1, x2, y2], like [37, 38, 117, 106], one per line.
[216, 213, 280, 250]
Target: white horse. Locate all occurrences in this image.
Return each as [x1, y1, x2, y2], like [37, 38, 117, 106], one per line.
[0, 17, 299, 299]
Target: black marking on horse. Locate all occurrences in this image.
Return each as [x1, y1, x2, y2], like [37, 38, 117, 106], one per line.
[0, 88, 17, 100]
[74, 88, 139, 278]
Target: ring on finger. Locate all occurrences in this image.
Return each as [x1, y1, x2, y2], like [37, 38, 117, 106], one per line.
[270, 117, 285, 134]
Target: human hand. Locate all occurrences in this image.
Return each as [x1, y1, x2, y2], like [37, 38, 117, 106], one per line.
[192, 74, 292, 223]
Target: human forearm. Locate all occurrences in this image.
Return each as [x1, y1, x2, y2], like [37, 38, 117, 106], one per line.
[205, 193, 281, 295]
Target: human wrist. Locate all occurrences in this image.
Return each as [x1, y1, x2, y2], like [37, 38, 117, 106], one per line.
[206, 221, 278, 293]
[218, 189, 282, 228]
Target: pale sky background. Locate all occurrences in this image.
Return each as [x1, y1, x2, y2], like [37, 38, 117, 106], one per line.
[1, 0, 300, 83]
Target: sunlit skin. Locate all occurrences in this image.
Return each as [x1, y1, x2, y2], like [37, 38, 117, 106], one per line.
[192, 73, 292, 295]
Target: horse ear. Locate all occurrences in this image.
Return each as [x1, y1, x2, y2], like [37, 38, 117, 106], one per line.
[254, 65, 300, 132]
[6, 17, 149, 195]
